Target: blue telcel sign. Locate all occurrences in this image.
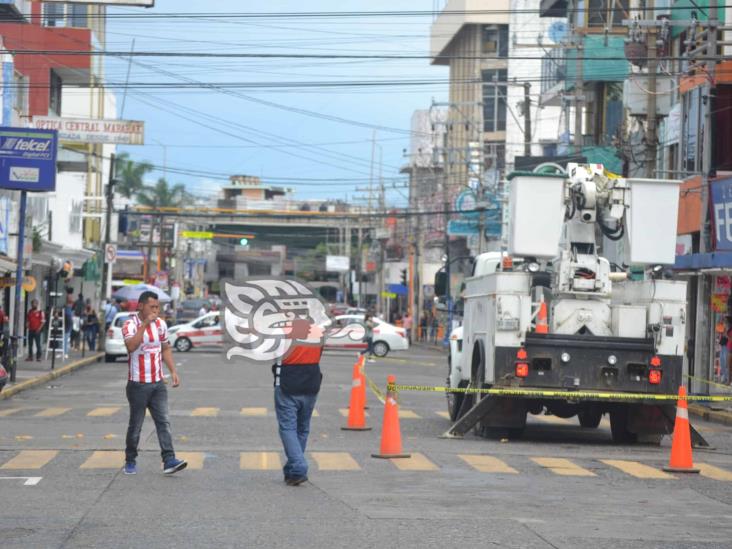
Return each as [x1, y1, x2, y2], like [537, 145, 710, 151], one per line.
[0, 127, 58, 192]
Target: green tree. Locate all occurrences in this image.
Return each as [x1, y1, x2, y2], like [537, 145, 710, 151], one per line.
[114, 152, 153, 199]
[136, 177, 190, 208]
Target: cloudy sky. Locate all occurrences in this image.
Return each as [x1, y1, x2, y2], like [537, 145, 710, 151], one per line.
[108, 0, 449, 206]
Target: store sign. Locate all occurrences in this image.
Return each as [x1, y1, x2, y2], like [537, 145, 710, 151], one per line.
[0, 127, 58, 192]
[32, 117, 145, 145]
[326, 255, 349, 273]
[0, 275, 36, 291]
[42, 1, 154, 6]
[711, 177, 732, 251]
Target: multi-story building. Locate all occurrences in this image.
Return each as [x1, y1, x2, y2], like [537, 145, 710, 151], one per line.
[0, 1, 116, 321]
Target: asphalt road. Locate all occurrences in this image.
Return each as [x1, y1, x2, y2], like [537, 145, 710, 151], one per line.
[1, 345, 732, 548]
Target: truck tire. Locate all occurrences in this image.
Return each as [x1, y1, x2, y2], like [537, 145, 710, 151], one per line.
[578, 409, 602, 429]
[447, 380, 469, 422]
[610, 406, 638, 444]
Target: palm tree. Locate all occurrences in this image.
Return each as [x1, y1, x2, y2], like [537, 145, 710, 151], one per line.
[114, 152, 153, 199]
[136, 178, 191, 279]
[136, 177, 190, 208]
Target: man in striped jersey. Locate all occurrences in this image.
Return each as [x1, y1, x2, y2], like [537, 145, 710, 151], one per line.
[122, 291, 186, 476]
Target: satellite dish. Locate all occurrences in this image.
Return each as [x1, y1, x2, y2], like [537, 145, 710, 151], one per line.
[548, 21, 568, 44]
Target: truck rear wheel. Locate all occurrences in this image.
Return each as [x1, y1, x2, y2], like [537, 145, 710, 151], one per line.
[578, 409, 602, 429]
[447, 380, 468, 421]
[610, 406, 638, 444]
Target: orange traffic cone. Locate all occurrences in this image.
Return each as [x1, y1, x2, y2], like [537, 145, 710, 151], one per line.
[663, 386, 700, 473]
[358, 355, 368, 410]
[342, 357, 371, 431]
[372, 375, 411, 459]
[536, 301, 549, 334]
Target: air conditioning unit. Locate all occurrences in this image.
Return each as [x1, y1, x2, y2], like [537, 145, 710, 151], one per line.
[624, 76, 673, 116]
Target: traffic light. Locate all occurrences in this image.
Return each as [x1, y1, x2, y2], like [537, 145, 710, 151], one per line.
[239, 238, 249, 246]
[400, 268, 407, 286]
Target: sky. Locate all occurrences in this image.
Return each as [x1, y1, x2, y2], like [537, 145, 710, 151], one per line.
[107, 0, 449, 207]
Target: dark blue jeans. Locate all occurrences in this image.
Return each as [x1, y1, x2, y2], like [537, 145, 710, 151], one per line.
[27, 331, 42, 359]
[274, 387, 317, 479]
[125, 381, 176, 464]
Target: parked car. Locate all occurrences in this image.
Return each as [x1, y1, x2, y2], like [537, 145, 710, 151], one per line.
[324, 314, 408, 357]
[175, 298, 212, 324]
[104, 311, 138, 362]
[168, 312, 222, 352]
[0, 362, 7, 393]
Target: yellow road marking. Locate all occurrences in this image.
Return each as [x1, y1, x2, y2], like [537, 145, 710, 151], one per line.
[435, 411, 450, 419]
[35, 407, 71, 418]
[532, 414, 572, 425]
[80, 451, 125, 469]
[15, 435, 32, 441]
[391, 452, 438, 471]
[191, 407, 219, 417]
[601, 460, 674, 479]
[398, 410, 421, 419]
[532, 457, 596, 477]
[240, 407, 267, 417]
[87, 407, 121, 417]
[176, 452, 205, 470]
[0, 408, 22, 417]
[1, 450, 58, 470]
[339, 408, 369, 417]
[312, 410, 320, 418]
[458, 454, 518, 474]
[698, 463, 732, 481]
[103, 434, 118, 440]
[311, 452, 361, 471]
[240, 452, 281, 471]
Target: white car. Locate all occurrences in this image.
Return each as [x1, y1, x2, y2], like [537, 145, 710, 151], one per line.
[168, 312, 222, 352]
[104, 311, 138, 362]
[324, 314, 409, 357]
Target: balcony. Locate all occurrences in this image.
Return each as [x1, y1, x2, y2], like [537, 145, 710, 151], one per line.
[0, 0, 30, 22]
[540, 49, 566, 106]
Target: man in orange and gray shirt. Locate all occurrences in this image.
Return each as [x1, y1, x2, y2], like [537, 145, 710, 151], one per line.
[272, 319, 324, 486]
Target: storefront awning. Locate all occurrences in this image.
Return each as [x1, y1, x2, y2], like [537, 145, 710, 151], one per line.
[31, 242, 95, 269]
[674, 252, 732, 271]
[0, 255, 17, 273]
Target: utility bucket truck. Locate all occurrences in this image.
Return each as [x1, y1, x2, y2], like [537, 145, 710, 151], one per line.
[443, 164, 697, 444]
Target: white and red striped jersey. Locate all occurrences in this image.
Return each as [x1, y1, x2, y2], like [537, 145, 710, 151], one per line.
[122, 315, 169, 383]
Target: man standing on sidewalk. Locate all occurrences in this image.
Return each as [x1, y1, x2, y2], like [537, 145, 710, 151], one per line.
[273, 318, 325, 486]
[122, 291, 186, 475]
[26, 299, 45, 362]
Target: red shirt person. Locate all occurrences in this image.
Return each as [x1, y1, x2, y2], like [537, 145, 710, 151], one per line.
[26, 299, 45, 361]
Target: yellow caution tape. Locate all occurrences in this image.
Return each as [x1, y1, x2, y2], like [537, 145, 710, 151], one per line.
[386, 383, 732, 402]
[364, 374, 386, 404]
[684, 374, 732, 392]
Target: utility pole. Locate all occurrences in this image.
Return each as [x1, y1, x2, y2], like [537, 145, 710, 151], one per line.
[573, 0, 584, 151]
[523, 82, 532, 157]
[101, 153, 115, 302]
[645, 0, 658, 178]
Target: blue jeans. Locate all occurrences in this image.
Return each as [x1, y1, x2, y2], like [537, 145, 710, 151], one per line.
[722, 346, 729, 384]
[274, 387, 317, 479]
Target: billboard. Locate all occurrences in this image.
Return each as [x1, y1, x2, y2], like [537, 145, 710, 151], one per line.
[326, 255, 350, 272]
[712, 177, 732, 251]
[0, 127, 58, 192]
[41, 1, 154, 6]
[33, 117, 144, 145]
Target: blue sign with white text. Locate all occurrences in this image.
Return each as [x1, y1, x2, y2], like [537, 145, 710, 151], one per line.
[0, 127, 58, 192]
[711, 177, 732, 251]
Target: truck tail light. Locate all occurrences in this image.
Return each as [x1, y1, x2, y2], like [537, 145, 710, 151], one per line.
[650, 355, 661, 367]
[515, 362, 529, 378]
[516, 348, 527, 360]
[649, 369, 662, 385]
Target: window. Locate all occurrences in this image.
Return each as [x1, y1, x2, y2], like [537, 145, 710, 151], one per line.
[482, 69, 507, 132]
[69, 199, 83, 234]
[13, 72, 28, 117]
[482, 25, 508, 57]
[585, 82, 623, 145]
[49, 70, 62, 115]
[68, 4, 88, 28]
[587, 0, 629, 28]
[43, 3, 65, 27]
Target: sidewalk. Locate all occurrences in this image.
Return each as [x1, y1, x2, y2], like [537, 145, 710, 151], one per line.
[1, 347, 103, 400]
[413, 341, 448, 352]
[689, 399, 732, 427]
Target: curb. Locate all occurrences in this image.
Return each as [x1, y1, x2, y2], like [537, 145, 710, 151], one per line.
[0, 353, 104, 400]
[688, 403, 732, 427]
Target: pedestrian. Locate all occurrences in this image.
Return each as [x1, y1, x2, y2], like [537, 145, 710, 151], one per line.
[63, 303, 73, 359]
[73, 293, 85, 317]
[122, 290, 186, 475]
[26, 299, 45, 362]
[726, 316, 732, 385]
[71, 311, 81, 351]
[430, 315, 439, 343]
[0, 305, 7, 334]
[104, 300, 119, 331]
[420, 312, 428, 342]
[360, 311, 376, 362]
[83, 305, 100, 351]
[198, 303, 208, 318]
[273, 318, 325, 486]
[402, 311, 413, 345]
